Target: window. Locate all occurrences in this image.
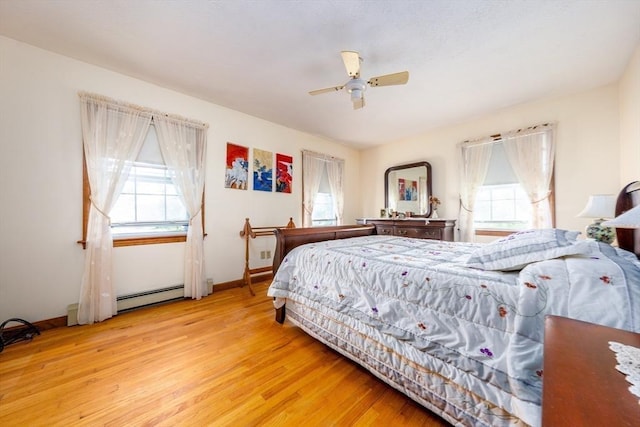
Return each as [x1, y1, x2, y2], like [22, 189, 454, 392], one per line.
[469, 126, 556, 237]
[311, 163, 337, 226]
[473, 141, 531, 233]
[474, 183, 532, 231]
[312, 193, 336, 226]
[302, 150, 343, 227]
[81, 124, 203, 247]
[110, 163, 189, 236]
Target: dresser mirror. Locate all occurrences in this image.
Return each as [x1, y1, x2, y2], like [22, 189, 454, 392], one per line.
[384, 161, 432, 217]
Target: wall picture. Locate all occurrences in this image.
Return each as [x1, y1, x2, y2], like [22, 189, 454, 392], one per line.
[225, 142, 248, 190]
[253, 148, 273, 192]
[398, 179, 417, 201]
[275, 153, 293, 193]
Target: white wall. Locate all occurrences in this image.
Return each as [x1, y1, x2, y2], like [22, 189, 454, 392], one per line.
[0, 37, 361, 322]
[619, 44, 640, 186]
[360, 84, 622, 239]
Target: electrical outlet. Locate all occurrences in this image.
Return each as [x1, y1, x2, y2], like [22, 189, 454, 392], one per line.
[260, 251, 266, 259]
[266, 250, 271, 259]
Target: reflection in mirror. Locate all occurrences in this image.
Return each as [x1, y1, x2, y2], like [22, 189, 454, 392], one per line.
[384, 161, 432, 217]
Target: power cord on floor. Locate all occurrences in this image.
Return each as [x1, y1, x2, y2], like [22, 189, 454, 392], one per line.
[0, 318, 40, 353]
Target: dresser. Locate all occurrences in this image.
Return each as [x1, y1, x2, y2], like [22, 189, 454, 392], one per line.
[356, 218, 456, 241]
[542, 315, 640, 426]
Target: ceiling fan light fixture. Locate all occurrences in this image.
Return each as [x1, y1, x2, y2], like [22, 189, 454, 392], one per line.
[346, 78, 366, 100]
[350, 88, 363, 101]
[309, 51, 409, 109]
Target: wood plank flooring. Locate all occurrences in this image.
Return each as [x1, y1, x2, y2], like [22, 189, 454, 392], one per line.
[0, 281, 449, 426]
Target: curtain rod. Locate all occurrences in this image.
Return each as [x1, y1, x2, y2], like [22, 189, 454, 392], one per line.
[78, 91, 209, 130]
[461, 122, 555, 146]
[302, 149, 344, 162]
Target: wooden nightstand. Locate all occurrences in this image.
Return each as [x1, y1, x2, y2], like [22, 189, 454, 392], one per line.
[542, 315, 640, 426]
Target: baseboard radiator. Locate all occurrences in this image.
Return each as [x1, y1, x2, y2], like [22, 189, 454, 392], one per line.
[67, 280, 214, 326]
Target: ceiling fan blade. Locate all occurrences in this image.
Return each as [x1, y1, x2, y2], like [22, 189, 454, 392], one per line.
[341, 51, 361, 78]
[353, 97, 365, 110]
[368, 71, 409, 87]
[309, 85, 344, 96]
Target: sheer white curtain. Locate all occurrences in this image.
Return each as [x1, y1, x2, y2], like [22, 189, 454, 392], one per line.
[458, 139, 493, 242]
[326, 158, 345, 225]
[154, 116, 208, 299]
[502, 124, 555, 228]
[302, 151, 325, 226]
[78, 93, 152, 324]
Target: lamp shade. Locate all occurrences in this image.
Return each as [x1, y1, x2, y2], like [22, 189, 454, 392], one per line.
[602, 204, 640, 229]
[577, 194, 616, 219]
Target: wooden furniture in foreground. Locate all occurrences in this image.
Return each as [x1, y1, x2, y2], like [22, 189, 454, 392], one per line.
[542, 315, 640, 426]
[357, 218, 456, 241]
[239, 217, 295, 296]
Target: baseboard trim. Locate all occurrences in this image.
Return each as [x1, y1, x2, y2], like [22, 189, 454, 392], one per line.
[32, 274, 274, 331]
[213, 272, 273, 292]
[3, 316, 68, 333]
[117, 285, 185, 313]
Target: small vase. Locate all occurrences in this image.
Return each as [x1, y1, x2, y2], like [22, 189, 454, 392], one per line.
[431, 209, 438, 219]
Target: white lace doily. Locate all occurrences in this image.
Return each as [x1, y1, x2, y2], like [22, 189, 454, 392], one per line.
[609, 341, 640, 404]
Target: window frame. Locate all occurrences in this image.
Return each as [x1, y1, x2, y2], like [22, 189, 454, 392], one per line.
[311, 191, 337, 227]
[475, 172, 556, 237]
[79, 152, 205, 248]
[301, 150, 344, 227]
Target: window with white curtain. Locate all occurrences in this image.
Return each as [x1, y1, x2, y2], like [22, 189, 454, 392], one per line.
[78, 92, 209, 324]
[302, 150, 344, 227]
[81, 121, 205, 247]
[459, 123, 556, 240]
[473, 142, 533, 232]
[311, 167, 337, 226]
[110, 124, 189, 236]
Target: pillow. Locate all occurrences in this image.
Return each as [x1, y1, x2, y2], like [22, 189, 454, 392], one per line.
[464, 229, 591, 271]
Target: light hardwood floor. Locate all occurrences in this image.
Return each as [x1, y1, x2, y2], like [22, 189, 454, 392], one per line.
[0, 281, 449, 426]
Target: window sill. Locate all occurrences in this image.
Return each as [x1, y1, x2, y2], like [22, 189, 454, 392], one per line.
[77, 234, 191, 249]
[475, 229, 518, 237]
[114, 235, 187, 247]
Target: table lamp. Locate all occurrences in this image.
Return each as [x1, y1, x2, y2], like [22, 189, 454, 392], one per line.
[577, 194, 616, 243]
[602, 204, 640, 229]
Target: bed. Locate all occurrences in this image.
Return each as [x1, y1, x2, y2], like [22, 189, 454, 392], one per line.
[267, 182, 640, 427]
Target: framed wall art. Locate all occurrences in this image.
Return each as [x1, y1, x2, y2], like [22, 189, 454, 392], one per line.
[275, 153, 292, 193]
[253, 148, 273, 192]
[225, 142, 248, 190]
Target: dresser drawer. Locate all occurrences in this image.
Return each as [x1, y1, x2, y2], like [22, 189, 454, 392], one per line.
[363, 219, 455, 242]
[376, 225, 394, 236]
[396, 227, 442, 240]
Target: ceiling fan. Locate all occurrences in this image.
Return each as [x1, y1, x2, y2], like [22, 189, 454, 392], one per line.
[309, 51, 409, 110]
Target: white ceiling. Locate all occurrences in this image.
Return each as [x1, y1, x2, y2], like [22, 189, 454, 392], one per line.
[1, 0, 639, 149]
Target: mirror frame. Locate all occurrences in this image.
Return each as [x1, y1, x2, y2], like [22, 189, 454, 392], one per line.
[384, 161, 433, 217]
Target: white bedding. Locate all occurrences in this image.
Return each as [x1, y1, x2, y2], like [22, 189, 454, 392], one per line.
[268, 235, 640, 426]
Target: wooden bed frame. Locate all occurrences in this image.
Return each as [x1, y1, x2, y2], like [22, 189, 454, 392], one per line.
[272, 224, 375, 323]
[272, 181, 640, 323]
[614, 181, 640, 258]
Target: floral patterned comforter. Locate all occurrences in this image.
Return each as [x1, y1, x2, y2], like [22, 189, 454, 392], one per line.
[267, 235, 640, 426]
